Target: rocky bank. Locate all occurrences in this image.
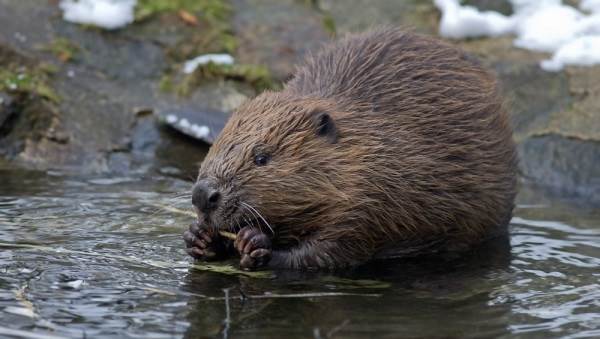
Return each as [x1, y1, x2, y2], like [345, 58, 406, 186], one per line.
[0, 0, 598, 203]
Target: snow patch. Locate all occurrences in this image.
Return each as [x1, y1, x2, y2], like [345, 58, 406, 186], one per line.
[434, 0, 514, 38]
[177, 118, 210, 139]
[190, 124, 210, 139]
[165, 114, 178, 124]
[581, 0, 600, 13]
[183, 54, 235, 74]
[165, 115, 211, 139]
[513, 4, 582, 52]
[541, 36, 600, 71]
[434, 0, 600, 71]
[59, 0, 136, 30]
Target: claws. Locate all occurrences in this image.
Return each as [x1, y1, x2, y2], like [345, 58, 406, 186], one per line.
[183, 220, 226, 261]
[234, 227, 272, 270]
[183, 221, 271, 268]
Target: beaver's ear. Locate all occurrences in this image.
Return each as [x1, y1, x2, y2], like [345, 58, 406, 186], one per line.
[312, 111, 337, 143]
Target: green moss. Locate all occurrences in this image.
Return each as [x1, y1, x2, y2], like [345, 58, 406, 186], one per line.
[158, 74, 174, 92]
[41, 38, 80, 62]
[38, 62, 59, 75]
[0, 67, 59, 103]
[139, 1, 259, 95]
[168, 25, 237, 60]
[217, 33, 237, 54]
[135, 0, 230, 22]
[322, 14, 336, 35]
[137, 0, 237, 58]
[174, 62, 277, 96]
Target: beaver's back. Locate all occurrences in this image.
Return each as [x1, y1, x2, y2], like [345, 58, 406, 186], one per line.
[286, 28, 517, 253]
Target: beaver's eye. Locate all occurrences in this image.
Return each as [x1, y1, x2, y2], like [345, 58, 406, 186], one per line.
[254, 154, 269, 166]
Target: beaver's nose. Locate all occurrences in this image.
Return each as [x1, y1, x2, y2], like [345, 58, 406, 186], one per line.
[191, 179, 221, 214]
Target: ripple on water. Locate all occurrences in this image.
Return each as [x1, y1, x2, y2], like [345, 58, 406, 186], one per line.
[0, 172, 599, 338]
[502, 206, 600, 336]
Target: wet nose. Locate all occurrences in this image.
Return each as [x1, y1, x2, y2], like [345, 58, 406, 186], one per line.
[191, 179, 221, 214]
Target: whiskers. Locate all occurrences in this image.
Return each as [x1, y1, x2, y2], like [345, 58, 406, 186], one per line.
[240, 202, 274, 235]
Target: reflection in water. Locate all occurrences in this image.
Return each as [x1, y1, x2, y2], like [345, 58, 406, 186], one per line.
[182, 236, 513, 339]
[0, 168, 599, 338]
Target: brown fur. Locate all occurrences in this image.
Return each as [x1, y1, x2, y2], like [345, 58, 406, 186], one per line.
[195, 28, 517, 269]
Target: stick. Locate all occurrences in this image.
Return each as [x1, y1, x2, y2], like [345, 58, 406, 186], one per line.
[149, 203, 238, 240]
[129, 286, 381, 300]
[222, 288, 231, 339]
[218, 231, 237, 240]
[149, 202, 197, 218]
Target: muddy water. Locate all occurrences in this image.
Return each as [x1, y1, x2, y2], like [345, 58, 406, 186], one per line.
[0, 167, 599, 338]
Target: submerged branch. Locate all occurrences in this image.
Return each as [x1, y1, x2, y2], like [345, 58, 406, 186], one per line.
[129, 285, 380, 300]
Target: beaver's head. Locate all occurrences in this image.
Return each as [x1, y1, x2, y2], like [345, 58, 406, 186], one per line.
[192, 91, 358, 239]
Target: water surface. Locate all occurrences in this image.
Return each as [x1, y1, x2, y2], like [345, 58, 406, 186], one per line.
[0, 167, 599, 338]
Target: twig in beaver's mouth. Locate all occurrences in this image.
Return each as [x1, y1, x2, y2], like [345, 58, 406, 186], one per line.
[149, 203, 196, 218]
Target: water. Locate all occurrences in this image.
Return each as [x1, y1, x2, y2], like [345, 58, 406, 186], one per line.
[0, 166, 599, 339]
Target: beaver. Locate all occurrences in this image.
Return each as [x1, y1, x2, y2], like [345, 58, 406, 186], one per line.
[183, 28, 517, 270]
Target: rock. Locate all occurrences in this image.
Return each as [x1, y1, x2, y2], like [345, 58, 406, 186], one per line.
[158, 108, 224, 144]
[54, 24, 166, 81]
[156, 80, 250, 144]
[0, 96, 63, 165]
[0, 91, 15, 128]
[459, 38, 600, 203]
[514, 68, 600, 203]
[462, 0, 513, 16]
[518, 135, 600, 201]
[0, 0, 245, 174]
[456, 38, 572, 136]
[0, 0, 598, 204]
[319, 0, 438, 35]
[231, 0, 331, 80]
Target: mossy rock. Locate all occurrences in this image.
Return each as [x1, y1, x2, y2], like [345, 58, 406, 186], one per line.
[135, 0, 237, 60]
[135, 0, 231, 22]
[40, 37, 81, 63]
[0, 68, 59, 103]
[0, 44, 59, 103]
[175, 62, 277, 96]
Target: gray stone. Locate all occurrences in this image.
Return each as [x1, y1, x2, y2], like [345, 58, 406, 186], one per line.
[0, 92, 14, 128]
[320, 0, 438, 34]
[459, 38, 600, 203]
[462, 0, 513, 16]
[518, 135, 600, 203]
[231, 0, 330, 80]
[0, 0, 599, 204]
[0, 0, 245, 173]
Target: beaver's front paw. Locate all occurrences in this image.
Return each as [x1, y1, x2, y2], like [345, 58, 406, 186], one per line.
[183, 220, 227, 261]
[234, 227, 272, 270]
